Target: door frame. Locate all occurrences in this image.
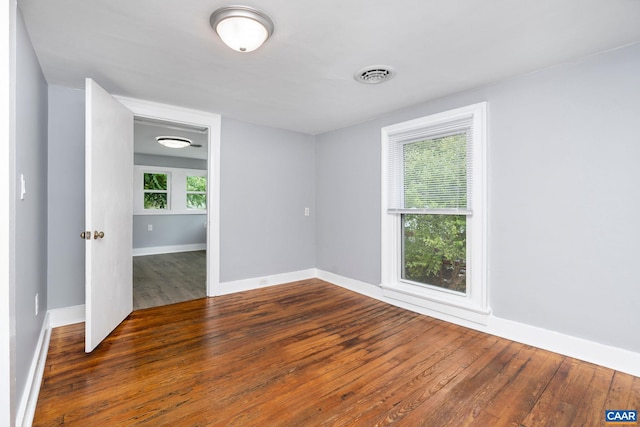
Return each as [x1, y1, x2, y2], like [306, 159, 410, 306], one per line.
[117, 96, 221, 297]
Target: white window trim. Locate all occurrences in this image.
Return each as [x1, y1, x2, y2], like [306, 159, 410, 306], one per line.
[381, 102, 490, 325]
[134, 165, 207, 215]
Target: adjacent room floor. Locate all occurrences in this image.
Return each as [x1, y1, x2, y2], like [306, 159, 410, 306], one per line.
[132, 250, 206, 310]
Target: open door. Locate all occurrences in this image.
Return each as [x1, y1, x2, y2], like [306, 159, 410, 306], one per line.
[84, 78, 134, 352]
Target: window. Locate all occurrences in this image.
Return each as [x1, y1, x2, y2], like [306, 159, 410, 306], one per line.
[186, 175, 207, 209]
[143, 172, 169, 210]
[381, 103, 488, 324]
[134, 166, 207, 214]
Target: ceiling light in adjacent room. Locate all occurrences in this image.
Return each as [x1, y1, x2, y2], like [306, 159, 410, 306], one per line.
[210, 6, 274, 52]
[156, 136, 192, 149]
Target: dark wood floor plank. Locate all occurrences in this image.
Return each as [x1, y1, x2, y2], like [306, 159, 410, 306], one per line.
[394, 339, 518, 427]
[468, 347, 564, 427]
[284, 320, 464, 426]
[577, 365, 617, 427]
[520, 357, 603, 427]
[33, 279, 640, 426]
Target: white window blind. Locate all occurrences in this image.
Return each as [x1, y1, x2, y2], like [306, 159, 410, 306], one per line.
[387, 115, 474, 214]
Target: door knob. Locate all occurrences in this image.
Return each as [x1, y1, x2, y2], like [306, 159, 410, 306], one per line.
[94, 231, 105, 239]
[80, 231, 91, 240]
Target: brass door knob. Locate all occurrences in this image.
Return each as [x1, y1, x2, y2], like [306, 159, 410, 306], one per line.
[80, 231, 91, 240]
[94, 231, 105, 239]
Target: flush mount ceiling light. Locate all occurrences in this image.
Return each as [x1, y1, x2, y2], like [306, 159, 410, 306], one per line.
[210, 5, 274, 52]
[156, 136, 192, 149]
[354, 65, 396, 84]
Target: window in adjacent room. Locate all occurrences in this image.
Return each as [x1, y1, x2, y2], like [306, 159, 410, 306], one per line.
[143, 172, 169, 210]
[186, 175, 207, 209]
[134, 166, 206, 214]
[381, 102, 488, 324]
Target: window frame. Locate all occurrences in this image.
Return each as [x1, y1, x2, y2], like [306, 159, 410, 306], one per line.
[142, 171, 170, 211]
[134, 165, 207, 215]
[381, 102, 489, 325]
[186, 174, 207, 210]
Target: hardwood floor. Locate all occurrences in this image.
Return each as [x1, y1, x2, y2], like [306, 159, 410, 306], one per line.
[34, 279, 639, 426]
[133, 251, 206, 310]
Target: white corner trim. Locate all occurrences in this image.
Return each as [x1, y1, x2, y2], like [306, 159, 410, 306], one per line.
[49, 304, 85, 328]
[319, 270, 640, 378]
[316, 270, 383, 300]
[132, 243, 206, 257]
[218, 269, 317, 296]
[16, 312, 51, 427]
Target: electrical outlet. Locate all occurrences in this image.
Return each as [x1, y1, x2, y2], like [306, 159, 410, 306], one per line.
[304, 207, 310, 216]
[35, 293, 39, 316]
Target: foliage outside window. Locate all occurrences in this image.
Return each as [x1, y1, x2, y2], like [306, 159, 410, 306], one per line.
[401, 134, 468, 293]
[144, 173, 169, 210]
[186, 175, 207, 209]
[134, 166, 207, 215]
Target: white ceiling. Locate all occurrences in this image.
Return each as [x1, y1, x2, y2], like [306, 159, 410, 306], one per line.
[19, 0, 640, 135]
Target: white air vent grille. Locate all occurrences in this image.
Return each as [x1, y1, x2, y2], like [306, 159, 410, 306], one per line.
[354, 66, 396, 84]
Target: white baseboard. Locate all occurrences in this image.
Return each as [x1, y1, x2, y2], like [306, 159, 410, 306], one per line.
[132, 243, 206, 257]
[317, 270, 383, 300]
[317, 269, 640, 378]
[16, 312, 51, 427]
[488, 317, 640, 378]
[49, 304, 85, 328]
[218, 268, 318, 295]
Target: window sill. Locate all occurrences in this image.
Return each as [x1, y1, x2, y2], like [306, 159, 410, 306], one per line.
[380, 281, 490, 325]
[134, 210, 206, 216]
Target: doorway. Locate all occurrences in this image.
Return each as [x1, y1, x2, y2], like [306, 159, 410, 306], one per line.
[116, 96, 222, 305]
[132, 117, 209, 309]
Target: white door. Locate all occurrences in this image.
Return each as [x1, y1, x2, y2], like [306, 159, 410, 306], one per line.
[85, 78, 134, 352]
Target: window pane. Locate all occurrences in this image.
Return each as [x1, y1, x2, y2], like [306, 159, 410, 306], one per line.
[144, 173, 168, 190]
[402, 214, 466, 293]
[403, 133, 467, 209]
[144, 193, 167, 209]
[187, 194, 207, 209]
[186, 175, 206, 192]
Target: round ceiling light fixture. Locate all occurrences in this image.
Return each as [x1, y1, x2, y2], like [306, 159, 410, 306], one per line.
[210, 5, 274, 52]
[156, 136, 192, 149]
[354, 65, 396, 84]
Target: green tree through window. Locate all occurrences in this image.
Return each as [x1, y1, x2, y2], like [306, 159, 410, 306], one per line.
[401, 134, 467, 292]
[143, 173, 168, 209]
[186, 175, 207, 209]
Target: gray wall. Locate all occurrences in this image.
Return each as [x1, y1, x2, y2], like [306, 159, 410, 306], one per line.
[15, 7, 48, 404]
[220, 118, 316, 282]
[133, 215, 206, 248]
[315, 43, 640, 353]
[48, 85, 85, 308]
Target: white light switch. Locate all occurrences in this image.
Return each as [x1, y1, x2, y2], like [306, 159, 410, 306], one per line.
[147, 224, 153, 231]
[304, 207, 310, 216]
[20, 174, 26, 200]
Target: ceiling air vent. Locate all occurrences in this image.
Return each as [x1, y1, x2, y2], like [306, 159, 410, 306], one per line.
[354, 66, 396, 84]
